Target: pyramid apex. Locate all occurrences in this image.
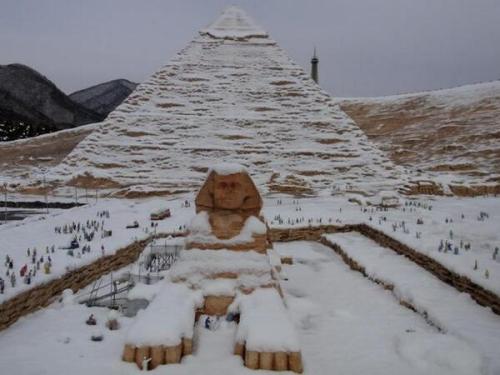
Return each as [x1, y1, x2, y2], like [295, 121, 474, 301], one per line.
[201, 6, 268, 40]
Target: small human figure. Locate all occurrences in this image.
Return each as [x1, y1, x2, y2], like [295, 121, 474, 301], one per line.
[10, 273, 16, 287]
[204, 316, 211, 329]
[44, 262, 51, 274]
[0, 277, 4, 294]
[142, 356, 152, 371]
[20, 264, 27, 277]
[86, 314, 97, 325]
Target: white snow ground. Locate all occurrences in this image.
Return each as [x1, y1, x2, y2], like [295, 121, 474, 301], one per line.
[0, 239, 487, 375]
[0, 195, 498, 374]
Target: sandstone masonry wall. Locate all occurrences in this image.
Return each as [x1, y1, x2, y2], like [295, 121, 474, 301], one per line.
[268, 225, 354, 242]
[401, 181, 500, 197]
[449, 184, 500, 197]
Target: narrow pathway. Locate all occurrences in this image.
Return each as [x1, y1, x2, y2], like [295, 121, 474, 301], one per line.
[324, 233, 500, 375]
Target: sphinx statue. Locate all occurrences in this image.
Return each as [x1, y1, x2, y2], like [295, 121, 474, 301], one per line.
[186, 164, 268, 252]
[123, 163, 302, 373]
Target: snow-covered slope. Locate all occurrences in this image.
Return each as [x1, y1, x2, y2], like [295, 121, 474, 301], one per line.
[338, 81, 500, 187]
[49, 6, 409, 197]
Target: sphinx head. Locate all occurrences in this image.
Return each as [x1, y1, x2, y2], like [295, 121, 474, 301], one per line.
[195, 164, 262, 213]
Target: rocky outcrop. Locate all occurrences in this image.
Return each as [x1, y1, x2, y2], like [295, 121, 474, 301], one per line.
[69, 79, 137, 116]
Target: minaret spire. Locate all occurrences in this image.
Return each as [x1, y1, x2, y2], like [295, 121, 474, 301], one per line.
[311, 46, 319, 84]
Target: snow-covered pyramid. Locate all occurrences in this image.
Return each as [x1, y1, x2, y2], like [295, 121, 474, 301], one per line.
[51, 6, 409, 196]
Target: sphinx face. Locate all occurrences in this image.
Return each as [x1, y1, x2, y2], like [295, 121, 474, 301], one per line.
[213, 174, 247, 210]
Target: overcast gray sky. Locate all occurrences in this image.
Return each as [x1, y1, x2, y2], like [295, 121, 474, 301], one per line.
[1, 0, 499, 97]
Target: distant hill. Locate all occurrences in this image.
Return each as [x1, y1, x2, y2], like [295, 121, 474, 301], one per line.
[0, 64, 138, 142]
[69, 79, 137, 116]
[0, 64, 104, 141]
[338, 81, 500, 188]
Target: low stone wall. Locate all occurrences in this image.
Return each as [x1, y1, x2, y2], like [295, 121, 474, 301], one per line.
[401, 181, 445, 196]
[449, 184, 500, 197]
[234, 342, 303, 373]
[123, 338, 193, 370]
[1, 200, 85, 209]
[270, 224, 500, 316]
[401, 181, 500, 197]
[268, 225, 354, 242]
[0, 238, 152, 331]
